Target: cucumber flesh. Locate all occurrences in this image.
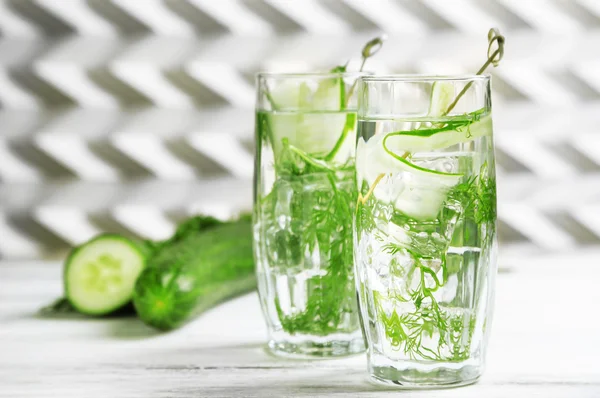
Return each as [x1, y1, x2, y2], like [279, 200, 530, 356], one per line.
[268, 75, 343, 112]
[312, 75, 344, 110]
[267, 74, 351, 163]
[267, 113, 348, 158]
[65, 235, 146, 316]
[428, 81, 454, 117]
[268, 81, 312, 111]
[269, 111, 356, 165]
[357, 134, 462, 221]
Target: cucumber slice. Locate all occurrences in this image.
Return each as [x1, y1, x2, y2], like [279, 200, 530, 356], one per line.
[267, 81, 311, 110]
[325, 113, 357, 163]
[384, 114, 492, 153]
[266, 73, 353, 163]
[357, 134, 462, 220]
[312, 75, 344, 110]
[65, 234, 147, 316]
[268, 75, 344, 111]
[267, 111, 356, 166]
[268, 113, 349, 157]
[428, 81, 455, 117]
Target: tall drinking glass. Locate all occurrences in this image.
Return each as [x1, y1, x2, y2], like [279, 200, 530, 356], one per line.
[253, 72, 366, 357]
[354, 75, 498, 387]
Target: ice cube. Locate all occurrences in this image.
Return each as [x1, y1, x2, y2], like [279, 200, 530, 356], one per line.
[274, 180, 294, 229]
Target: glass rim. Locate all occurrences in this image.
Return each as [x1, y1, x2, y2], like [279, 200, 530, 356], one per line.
[359, 74, 490, 83]
[256, 71, 372, 79]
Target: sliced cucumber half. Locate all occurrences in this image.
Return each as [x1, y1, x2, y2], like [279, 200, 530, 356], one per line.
[65, 234, 147, 316]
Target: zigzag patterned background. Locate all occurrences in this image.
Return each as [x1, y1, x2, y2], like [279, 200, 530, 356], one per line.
[1, 0, 599, 259]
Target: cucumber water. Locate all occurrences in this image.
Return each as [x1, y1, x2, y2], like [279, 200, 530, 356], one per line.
[254, 74, 364, 356]
[355, 107, 497, 364]
[254, 36, 385, 356]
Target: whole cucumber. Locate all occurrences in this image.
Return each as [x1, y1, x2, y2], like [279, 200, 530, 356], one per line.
[133, 218, 256, 331]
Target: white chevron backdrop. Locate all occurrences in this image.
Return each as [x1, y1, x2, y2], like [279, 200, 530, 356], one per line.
[1, 0, 599, 259]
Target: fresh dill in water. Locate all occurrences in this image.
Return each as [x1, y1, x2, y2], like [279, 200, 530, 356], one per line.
[273, 167, 357, 335]
[255, 36, 386, 339]
[361, 165, 496, 361]
[353, 29, 503, 365]
[260, 117, 359, 336]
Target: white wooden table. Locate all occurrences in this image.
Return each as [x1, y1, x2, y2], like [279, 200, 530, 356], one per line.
[1, 251, 600, 398]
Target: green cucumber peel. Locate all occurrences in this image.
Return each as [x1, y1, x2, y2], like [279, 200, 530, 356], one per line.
[382, 133, 463, 178]
[324, 113, 356, 162]
[42, 215, 231, 318]
[281, 137, 339, 173]
[133, 217, 255, 331]
[324, 36, 386, 161]
[329, 64, 347, 110]
[383, 108, 491, 152]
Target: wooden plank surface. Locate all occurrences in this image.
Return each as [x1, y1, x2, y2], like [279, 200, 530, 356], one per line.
[1, 252, 600, 398]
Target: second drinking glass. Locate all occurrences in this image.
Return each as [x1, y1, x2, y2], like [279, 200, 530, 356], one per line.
[253, 72, 366, 357]
[354, 75, 498, 387]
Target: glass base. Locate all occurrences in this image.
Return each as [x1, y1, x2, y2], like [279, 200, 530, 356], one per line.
[267, 332, 365, 358]
[368, 355, 482, 389]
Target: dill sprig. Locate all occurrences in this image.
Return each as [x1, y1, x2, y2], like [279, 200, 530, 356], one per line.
[446, 163, 497, 226]
[273, 164, 358, 336]
[360, 161, 496, 361]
